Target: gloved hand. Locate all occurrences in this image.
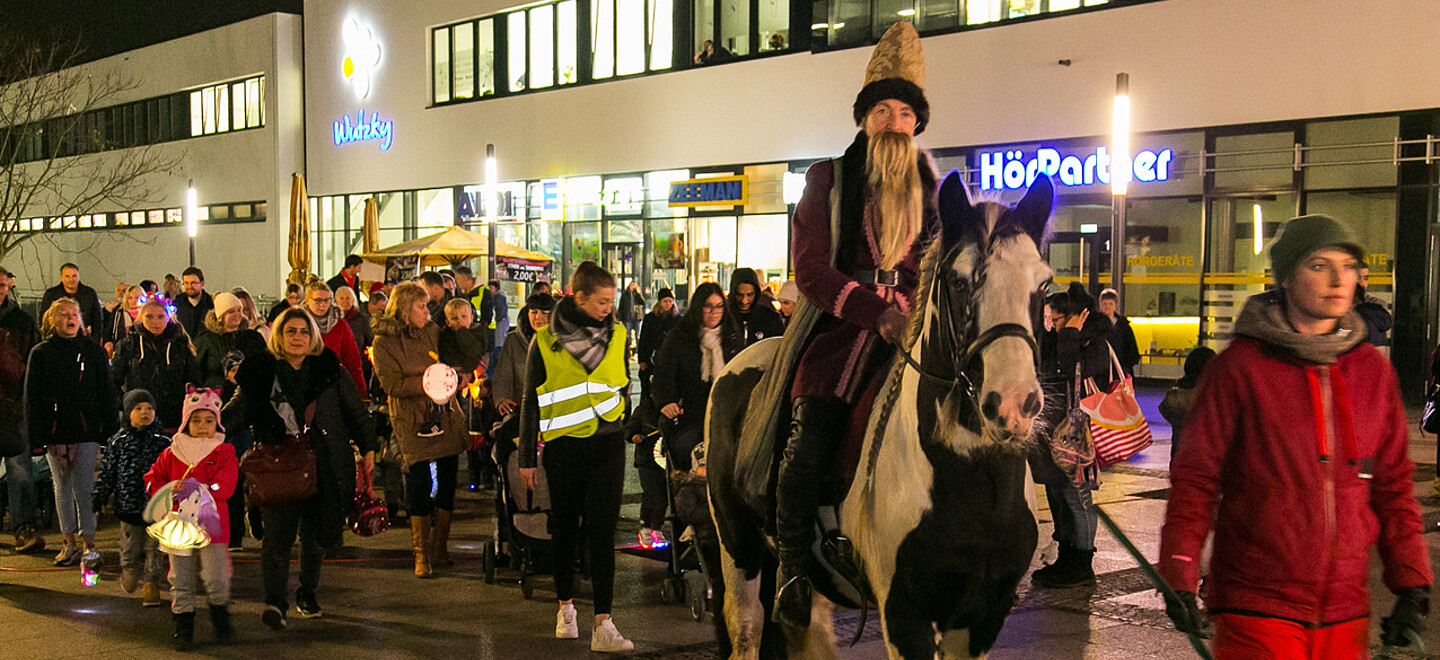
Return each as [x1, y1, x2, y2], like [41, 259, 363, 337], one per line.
[1381, 586, 1429, 647]
[877, 308, 908, 347]
[1163, 590, 1212, 639]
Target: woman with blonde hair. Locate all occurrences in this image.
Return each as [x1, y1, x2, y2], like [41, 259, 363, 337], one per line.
[25, 298, 116, 566]
[221, 307, 376, 630]
[371, 281, 468, 577]
[518, 261, 634, 652]
[104, 284, 145, 356]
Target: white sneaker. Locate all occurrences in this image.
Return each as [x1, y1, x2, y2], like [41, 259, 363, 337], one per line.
[590, 619, 634, 653]
[555, 604, 579, 639]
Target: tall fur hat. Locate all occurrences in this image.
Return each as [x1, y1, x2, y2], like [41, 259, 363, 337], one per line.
[854, 22, 929, 134]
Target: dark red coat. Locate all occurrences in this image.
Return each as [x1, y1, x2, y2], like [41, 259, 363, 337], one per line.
[790, 157, 932, 401]
[1159, 336, 1431, 626]
[321, 319, 368, 399]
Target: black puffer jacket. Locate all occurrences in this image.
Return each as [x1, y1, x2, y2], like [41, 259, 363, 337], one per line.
[93, 421, 171, 526]
[652, 316, 744, 431]
[1056, 311, 1116, 405]
[223, 349, 378, 546]
[111, 322, 202, 429]
[193, 326, 268, 402]
[25, 334, 116, 446]
[637, 309, 678, 368]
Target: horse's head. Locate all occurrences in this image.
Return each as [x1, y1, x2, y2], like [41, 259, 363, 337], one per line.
[911, 172, 1053, 449]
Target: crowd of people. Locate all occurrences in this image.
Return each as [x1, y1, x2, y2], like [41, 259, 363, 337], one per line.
[0, 254, 803, 653]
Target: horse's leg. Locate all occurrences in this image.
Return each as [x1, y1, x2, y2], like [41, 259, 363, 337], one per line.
[719, 541, 766, 660]
[781, 594, 836, 660]
[937, 628, 983, 659]
[882, 587, 937, 660]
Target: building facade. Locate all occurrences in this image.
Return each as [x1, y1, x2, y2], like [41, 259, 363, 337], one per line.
[4, 13, 304, 304]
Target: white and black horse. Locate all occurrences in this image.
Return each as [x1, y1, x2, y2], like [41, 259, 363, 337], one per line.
[706, 173, 1055, 659]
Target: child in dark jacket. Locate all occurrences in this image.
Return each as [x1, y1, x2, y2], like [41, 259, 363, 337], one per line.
[93, 389, 171, 606]
[439, 297, 492, 487]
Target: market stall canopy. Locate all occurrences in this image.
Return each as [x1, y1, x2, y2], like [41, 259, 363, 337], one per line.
[360, 226, 554, 267]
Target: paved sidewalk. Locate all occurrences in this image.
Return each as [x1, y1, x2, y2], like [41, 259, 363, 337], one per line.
[0, 386, 1436, 658]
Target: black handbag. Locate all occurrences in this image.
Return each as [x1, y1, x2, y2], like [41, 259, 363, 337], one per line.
[1423, 386, 1440, 435]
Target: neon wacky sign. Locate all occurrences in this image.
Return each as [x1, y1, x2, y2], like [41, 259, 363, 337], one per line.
[977, 146, 1173, 191]
[333, 109, 394, 151]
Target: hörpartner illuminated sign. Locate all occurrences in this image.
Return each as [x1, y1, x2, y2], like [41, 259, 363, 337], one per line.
[977, 146, 1173, 191]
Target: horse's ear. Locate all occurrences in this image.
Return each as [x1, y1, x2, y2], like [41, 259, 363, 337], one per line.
[1013, 175, 1055, 246]
[938, 170, 983, 247]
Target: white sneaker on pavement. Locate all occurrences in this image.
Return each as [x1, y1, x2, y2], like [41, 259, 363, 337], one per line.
[590, 619, 634, 653]
[555, 604, 579, 639]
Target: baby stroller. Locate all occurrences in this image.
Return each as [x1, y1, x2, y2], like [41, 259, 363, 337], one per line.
[483, 427, 554, 599]
[619, 412, 715, 622]
[663, 427, 719, 622]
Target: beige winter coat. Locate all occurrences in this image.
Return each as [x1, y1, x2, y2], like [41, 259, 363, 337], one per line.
[371, 316, 468, 467]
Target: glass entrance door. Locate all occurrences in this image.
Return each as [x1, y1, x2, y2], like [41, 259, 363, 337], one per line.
[605, 243, 639, 288]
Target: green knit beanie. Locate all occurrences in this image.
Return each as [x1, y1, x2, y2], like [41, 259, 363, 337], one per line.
[1269, 214, 1365, 287]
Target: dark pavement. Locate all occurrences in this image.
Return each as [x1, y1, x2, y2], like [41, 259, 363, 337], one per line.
[1, 386, 1438, 658]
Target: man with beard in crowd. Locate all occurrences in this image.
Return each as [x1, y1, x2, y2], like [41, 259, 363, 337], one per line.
[772, 21, 940, 627]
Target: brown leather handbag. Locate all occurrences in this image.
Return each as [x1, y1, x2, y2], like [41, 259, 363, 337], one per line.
[241, 403, 318, 507]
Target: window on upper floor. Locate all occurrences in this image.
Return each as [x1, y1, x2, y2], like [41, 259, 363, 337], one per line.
[821, 0, 1116, 48]
[189, 76, 265, 138]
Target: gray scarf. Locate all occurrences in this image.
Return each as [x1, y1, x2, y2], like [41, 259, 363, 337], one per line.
[1233, 290, 1364, 365]
[314, 305, 341, 335]
[550, 301, 613, 372]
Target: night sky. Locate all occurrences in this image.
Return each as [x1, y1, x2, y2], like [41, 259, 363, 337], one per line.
[0, 0, 302, 66]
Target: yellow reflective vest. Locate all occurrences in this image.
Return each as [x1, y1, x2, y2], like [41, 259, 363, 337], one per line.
[534, 324, 628, 441]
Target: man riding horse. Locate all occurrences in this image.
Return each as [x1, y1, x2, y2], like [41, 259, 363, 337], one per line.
[776, 21, 939, 628]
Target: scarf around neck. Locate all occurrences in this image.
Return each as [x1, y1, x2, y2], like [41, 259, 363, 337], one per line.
[314, 305, 342, 334]
[700, 326, 725, 383]
[171, 431, 225, 466]
[1233, 290, 1364, 365]
[550, 298, 613, 372]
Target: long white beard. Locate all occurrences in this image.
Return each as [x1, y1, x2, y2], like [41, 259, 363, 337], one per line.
[866, 131, 923, 270]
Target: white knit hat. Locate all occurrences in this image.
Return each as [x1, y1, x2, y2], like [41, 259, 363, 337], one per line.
[212, 292, 242, 318]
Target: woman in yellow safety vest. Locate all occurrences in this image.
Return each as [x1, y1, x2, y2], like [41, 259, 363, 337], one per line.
[518, 261, 634, 653]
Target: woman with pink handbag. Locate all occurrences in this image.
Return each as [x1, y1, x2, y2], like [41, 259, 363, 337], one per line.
[1029, 282, 1115, 589]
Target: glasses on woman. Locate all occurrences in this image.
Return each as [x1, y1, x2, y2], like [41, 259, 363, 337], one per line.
[702, 303, 725, 312]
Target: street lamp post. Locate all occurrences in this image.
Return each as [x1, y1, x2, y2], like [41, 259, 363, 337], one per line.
[485, 144, 498, 282]
[1110, 73, 1131, 304]
[185, 178, 198, 267]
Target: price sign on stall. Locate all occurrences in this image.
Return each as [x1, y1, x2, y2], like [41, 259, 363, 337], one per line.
[497, 256, 552, 283]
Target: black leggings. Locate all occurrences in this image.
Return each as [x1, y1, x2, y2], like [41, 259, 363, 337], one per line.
[405, 454, 459, 517]
[544, 432, 626, 613]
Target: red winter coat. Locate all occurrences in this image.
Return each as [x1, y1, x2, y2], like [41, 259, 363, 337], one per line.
[1159, 336, 1431, 626]
[321, 318, 368, 399]
[790, 156, 934, 402]
[145, 441, 238, 546]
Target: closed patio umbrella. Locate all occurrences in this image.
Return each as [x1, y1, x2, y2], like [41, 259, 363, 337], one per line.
[287, 172, 311, 285]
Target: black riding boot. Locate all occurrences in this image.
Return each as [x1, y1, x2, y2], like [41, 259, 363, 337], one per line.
[773, 397, 846, 628]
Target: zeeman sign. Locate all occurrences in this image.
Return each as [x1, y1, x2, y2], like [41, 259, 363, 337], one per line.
[668, 176, 749, 208]
[977, 146, 1174, 191]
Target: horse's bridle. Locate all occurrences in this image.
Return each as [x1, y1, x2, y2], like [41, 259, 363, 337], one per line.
[899, 227, 1043, 403]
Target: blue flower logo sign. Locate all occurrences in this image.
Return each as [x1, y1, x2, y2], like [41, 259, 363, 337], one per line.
[342, 18, 381, 99]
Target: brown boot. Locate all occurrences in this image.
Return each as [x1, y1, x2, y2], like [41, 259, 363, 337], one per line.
[431, 509, 453, 569]
[411, 515, 433, 578]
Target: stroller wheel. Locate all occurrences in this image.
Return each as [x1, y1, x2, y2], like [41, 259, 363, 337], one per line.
[659, 579, 674, 605]
[520, 573, 534, 599]
[685, 570, 708, 622]
[482, 541, 497, 585]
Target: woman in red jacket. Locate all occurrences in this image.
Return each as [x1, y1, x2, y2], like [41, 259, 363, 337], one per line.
[1160, 215, 1430, 658]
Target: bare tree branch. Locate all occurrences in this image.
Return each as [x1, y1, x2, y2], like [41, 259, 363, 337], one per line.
[0, 29, 186, 263]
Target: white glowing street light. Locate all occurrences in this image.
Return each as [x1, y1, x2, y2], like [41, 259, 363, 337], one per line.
[485, 143, 498, 281]
[1110, 73, 1130, 304]
[185, 179, 198, 266]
